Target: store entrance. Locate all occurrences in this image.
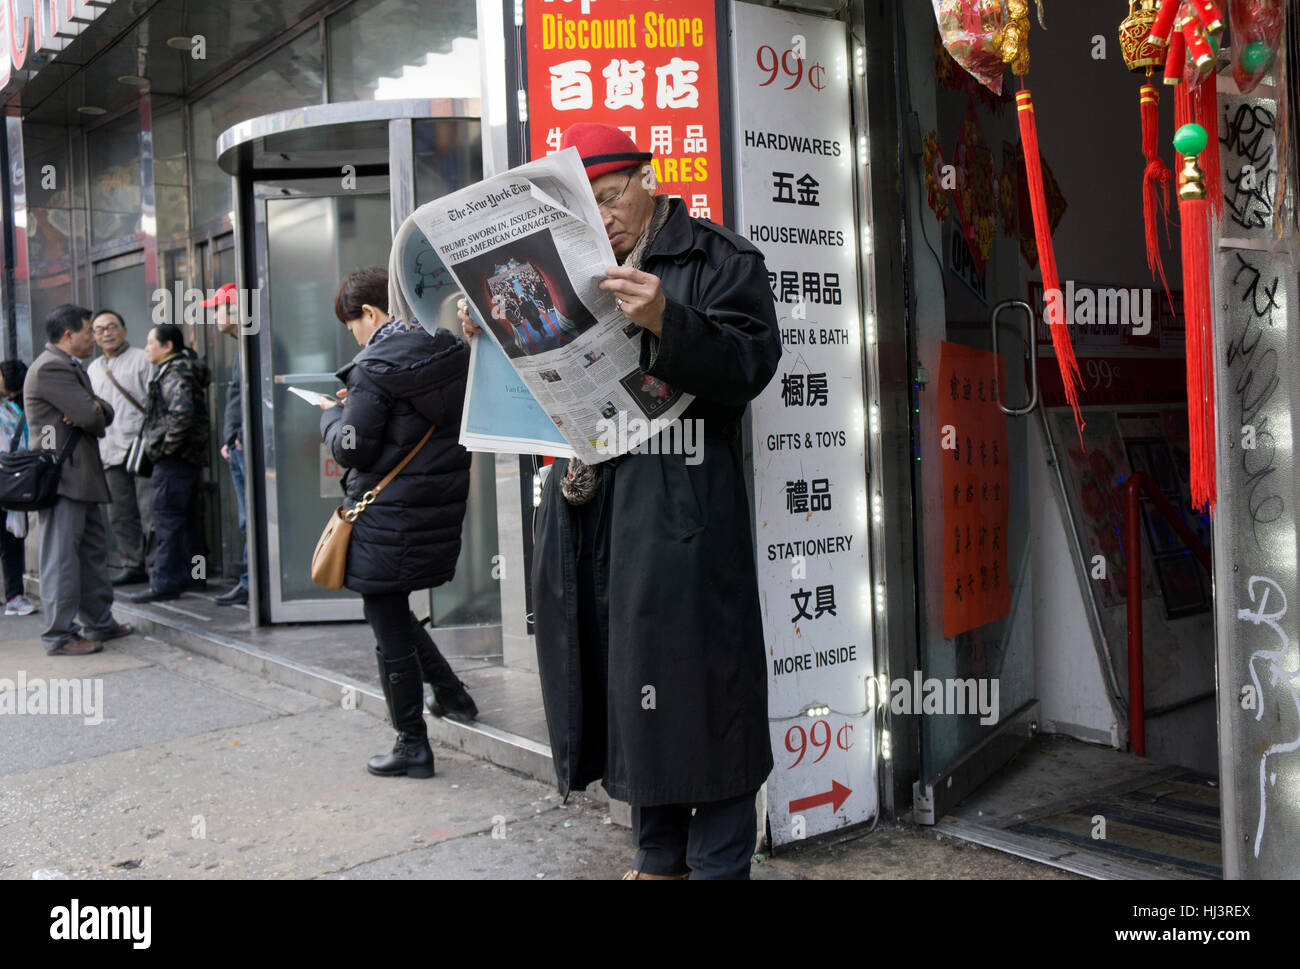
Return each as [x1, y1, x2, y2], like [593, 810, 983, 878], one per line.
[900, 3, 1221, 877]
[216, 100, 498, 625]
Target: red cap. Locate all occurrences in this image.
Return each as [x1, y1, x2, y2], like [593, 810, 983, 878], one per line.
[559, 123, 653, 180]
[201, 283, 238, 307]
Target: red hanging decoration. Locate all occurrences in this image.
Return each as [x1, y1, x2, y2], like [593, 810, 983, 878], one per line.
[1018, 88, 1084, 439]
[1141, 85, 1173, 297]
[1121, 4, 1175, 297]
[1196, 70, 1222, 217]
[1173, 86, 1217, 512]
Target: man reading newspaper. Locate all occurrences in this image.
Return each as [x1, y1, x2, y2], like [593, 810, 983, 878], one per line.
[460, 123, 780, 879]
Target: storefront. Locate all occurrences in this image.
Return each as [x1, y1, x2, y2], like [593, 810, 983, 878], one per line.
[3, 0, 1296, 878]
[0, 0, 498, 625]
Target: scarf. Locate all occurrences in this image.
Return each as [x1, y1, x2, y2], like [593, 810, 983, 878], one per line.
[561, 194, 674, 506]
[368, 317, 420, 346]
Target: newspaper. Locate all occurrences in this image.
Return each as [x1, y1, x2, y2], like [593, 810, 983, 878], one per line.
[393, 148, 693, 465]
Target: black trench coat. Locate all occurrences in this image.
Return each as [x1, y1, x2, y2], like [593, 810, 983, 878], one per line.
[531, 198, 782, 806]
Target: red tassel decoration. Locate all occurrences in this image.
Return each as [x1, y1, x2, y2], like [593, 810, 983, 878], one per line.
[1195, 71, 1222, 217]
[1018, 89, 1084, 439]
[1141, 83, 1173, 298]
[1173, 89, 1217, 512]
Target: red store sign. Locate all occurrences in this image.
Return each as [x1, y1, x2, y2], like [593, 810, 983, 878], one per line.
[522, 0, 724, 221]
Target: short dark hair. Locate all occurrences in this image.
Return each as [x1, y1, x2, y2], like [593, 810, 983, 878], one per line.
[151, 323, 185, 355]
[334, 267, 389, 324]
[46, 304, 91, 344]
[92, 309, 124, 328]
[0, 359, 27, 396]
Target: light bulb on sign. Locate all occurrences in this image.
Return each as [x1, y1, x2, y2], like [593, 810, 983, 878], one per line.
[517, 89, 528, 123]
[881, 729, 891, 761]
[855, 46, 865, 76]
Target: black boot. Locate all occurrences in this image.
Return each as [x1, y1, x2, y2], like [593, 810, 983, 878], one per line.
[367, 648, 435, 778]
[410, 616, 479, 724]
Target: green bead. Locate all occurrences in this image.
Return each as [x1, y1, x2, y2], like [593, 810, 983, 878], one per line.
[1241, 41, 1275, 73]
[1174, 123, 1208, 156]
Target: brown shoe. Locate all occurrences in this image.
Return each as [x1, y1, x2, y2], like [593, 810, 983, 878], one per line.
[621, 869, 690, 880]
[95, 622, 134, 642]
[47, 638, 104, 656]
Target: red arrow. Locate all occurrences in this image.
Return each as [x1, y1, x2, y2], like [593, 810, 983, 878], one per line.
[788, 781, 851, 814]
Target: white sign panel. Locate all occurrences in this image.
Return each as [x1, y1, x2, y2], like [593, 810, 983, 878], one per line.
[732, 2, 876, 847]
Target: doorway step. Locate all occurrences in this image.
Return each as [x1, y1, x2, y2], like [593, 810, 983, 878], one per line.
[937, 734, 1221, 879]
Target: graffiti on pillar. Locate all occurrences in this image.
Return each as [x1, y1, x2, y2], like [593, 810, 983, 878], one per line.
[1237, 575, 1300, 858]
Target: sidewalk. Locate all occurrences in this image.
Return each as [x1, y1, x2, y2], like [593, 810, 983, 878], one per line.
[0, 611, 1080, 879]
[64, 578, 557, 786]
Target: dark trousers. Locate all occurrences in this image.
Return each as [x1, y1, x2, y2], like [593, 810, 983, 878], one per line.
[631, 788, 761, 880]
[362, 592, 424, 663]
[150, 455, 203, 593]
[362, 591, 459, 687]
[1, 524, 25, 601]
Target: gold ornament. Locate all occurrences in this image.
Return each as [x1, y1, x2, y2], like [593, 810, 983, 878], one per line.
[1001, 0, 1032, 75]
[1178, 153, 1207, 201]
[1119, 0, 1164, 73]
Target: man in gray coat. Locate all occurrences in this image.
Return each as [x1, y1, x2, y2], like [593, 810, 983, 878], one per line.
[24, 304, 134, 655]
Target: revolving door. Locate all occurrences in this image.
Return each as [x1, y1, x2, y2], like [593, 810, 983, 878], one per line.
[217, 99, 498, 625]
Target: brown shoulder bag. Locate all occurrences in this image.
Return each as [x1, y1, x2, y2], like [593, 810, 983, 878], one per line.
[311, 423, 436, 590]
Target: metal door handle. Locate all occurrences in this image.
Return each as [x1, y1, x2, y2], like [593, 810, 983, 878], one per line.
[990, 299, 1039, 417]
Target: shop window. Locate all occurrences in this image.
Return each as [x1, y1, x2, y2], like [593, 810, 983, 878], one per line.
[414, 119, 482, 207]
[88, 110, 143, 244]
[94, 261, 151, 350]
[190, 32, 324, 228]
[153, 105, 190, 244]
[326, 0, 479, 102]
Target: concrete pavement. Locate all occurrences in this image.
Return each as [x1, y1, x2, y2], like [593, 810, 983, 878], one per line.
[0, 612, 1077, 879]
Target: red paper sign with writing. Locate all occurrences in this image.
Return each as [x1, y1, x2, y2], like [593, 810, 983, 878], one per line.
[939, 342, 1012, 638]
[523, 0, 723, 220]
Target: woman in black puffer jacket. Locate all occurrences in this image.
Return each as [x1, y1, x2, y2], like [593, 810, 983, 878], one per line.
[321, 267, 477, 779]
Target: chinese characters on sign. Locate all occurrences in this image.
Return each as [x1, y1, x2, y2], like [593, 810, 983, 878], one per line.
[938, 342, 1011, 638]
[733, 3, 875, 847]
[525, 0, 724, 219]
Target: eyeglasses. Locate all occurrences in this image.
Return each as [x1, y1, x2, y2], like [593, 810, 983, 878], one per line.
[595, 170, 638, 211]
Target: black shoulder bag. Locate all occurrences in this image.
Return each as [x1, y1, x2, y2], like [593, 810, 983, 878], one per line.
[0, 426, 84, 512]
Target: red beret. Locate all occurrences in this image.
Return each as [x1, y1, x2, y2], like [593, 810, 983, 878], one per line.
[560, 123, 653, 180]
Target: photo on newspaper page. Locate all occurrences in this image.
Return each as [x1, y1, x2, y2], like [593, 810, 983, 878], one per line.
[402, 148, 695, 465]
[392, 211, 572, 457]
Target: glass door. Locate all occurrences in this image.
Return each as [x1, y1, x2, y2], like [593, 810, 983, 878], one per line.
[910, 80, 1040, 822]
[252, 178, 392, 621]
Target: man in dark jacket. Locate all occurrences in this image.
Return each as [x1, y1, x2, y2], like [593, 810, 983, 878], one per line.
[24, 305, 134, 654]
[130, 324, 210, 603]
[461, 125, 781, 879]
[208, 284, 248, 606]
